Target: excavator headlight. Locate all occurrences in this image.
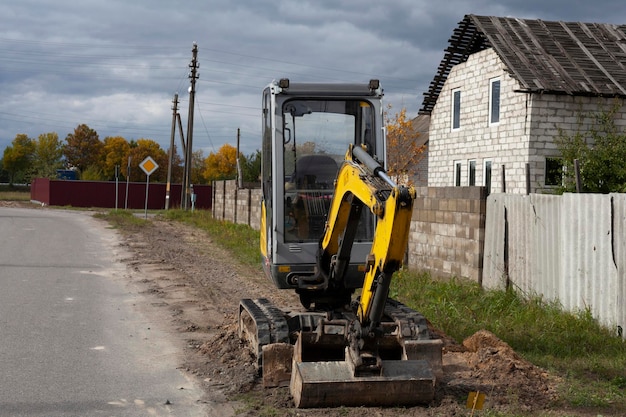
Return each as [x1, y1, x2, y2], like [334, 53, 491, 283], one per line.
[279, 78, 290, 89]
[369, 79, 380, 90]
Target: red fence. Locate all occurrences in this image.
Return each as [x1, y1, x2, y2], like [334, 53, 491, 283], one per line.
[31, 178, 212, 210]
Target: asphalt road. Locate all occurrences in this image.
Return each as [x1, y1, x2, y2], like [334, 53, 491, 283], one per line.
[0, 207, 208, 417]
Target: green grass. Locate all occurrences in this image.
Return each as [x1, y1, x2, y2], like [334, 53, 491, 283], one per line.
[390, 269, 626, 412]
[160, 209, 261, 268]
[94, 209, 150, 228]
[0, 184, 30, 201]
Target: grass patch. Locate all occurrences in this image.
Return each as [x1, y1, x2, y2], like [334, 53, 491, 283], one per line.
[233, 393, 294, 417]
[160, 209, 261, 268]
[0, 184, 30, 201]
[94, 209, 149, 228]
[390, 269, 626, 411]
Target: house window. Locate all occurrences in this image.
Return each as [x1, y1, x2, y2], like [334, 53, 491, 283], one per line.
[489, 78, 500, 124]
[452, 89, 461, 130]
[454, 161, 462, 186]
[468, 160, 476, 186]
[545, 157, 563, 186]
[484, 160, 492, 195]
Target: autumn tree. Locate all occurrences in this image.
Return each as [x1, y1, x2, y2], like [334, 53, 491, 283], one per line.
[2, 134, 35, 184]
[64, 124, 104, 174]
[166, 144, 185, 185]
[187, 149, 205, 185]
[202, 144, 238, 182]
[125, 138, 168, 182]
[102, 136, 131, 180]
[32, 132, 64, 178]
[385, 106, 426, 184]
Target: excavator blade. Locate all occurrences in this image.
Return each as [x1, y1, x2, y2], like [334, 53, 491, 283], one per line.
[291, 359, 436, 408]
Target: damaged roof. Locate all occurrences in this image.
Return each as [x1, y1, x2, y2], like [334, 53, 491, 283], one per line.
[419, 14, 626, 115]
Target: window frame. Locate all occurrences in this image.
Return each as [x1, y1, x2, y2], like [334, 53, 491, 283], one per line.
[451, 88, 461, 130]
[489, 78, 501, 125]
[545, 157, 563, 187]
[484, 159, 493, 195]
[468, 159, 477, 186]
[454, 160, 462, 186]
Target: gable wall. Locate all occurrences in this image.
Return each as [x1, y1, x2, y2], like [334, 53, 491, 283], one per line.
[429, 48, 626, 194]
[428, 48, 531, 193]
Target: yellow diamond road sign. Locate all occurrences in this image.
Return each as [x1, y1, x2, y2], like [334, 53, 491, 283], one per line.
[140, 156, 159, 176]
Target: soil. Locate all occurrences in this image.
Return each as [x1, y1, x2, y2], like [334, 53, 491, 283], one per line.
[110, 215, 571, 417]
[3, 201, 602, 416]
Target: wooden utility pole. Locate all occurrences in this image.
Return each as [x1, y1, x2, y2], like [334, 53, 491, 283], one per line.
[165, 93, 179, 210]
[177, 112, 186, 206]
[183, 42, 199, 210]
[236, 128, 243, 189]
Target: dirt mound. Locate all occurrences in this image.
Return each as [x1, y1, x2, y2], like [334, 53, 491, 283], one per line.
[197, 322, 258, 395]
[459, 330, 558, 411]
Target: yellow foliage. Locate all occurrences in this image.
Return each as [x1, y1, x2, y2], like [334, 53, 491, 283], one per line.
[103, 136, 130, 179]
[385, 106, 426, 184]
[202, 143, 238, 182]
[126, 138, 168, 182]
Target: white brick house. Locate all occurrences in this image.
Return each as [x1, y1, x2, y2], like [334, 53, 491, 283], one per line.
[420, 15, 626, 194]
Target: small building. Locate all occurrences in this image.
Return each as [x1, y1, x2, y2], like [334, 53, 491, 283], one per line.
[420, 15, 626, 194]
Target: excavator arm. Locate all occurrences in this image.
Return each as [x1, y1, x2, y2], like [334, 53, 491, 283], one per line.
[317, 145, 415, 332]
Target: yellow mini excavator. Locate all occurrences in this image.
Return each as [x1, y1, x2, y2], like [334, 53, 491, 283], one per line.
[238, 79, 442, 408]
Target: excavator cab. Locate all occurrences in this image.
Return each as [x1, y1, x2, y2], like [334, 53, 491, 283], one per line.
[260, 79, 382, 306]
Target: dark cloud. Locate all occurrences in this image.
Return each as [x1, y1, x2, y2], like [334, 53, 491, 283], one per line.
[0, 1, 624, 156]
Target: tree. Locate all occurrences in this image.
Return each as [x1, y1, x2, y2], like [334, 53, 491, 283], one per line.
[385, 106, 426, 184]
[165, 144, 185, 185]
[102, 136, 131, 180]
[202, 144, 238, 182]
[64, 124, 103, 174]
[31, 132, 64, 179]
[555, 101, 626, 193]
[189, 149, 206, 185]
[125, 138, 168, 182]
[240, 150, 261, 183]
[80, 165, 106, 181]
[3, 134, 35, 184]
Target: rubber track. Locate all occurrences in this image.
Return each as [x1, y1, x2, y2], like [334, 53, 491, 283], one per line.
[384, 298, 432, 341]
[240, 298, 290, 367]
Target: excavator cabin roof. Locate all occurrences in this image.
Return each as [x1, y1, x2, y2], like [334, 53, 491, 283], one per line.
[271, 78, 382, 97]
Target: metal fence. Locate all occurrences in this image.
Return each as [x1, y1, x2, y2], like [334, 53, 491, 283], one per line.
[483, 193, 626, 337]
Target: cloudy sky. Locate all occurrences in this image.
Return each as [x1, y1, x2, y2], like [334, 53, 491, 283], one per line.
[1, 0, 625, 157]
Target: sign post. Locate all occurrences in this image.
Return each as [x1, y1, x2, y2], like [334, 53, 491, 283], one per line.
[139, 156, 159, 219]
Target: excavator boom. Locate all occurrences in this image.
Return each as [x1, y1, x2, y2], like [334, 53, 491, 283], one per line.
[319, 145, 416, 328]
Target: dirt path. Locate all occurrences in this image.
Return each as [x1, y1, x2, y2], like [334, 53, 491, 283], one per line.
[103, 214, 595, 416]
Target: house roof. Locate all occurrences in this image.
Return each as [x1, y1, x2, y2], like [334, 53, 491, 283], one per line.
[419, 15, 626, 115]
[411, 114, 429, 147]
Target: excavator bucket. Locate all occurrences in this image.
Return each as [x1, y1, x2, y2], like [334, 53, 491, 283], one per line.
[291, 359, 436, 408]
[289, 331, 441, 408]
